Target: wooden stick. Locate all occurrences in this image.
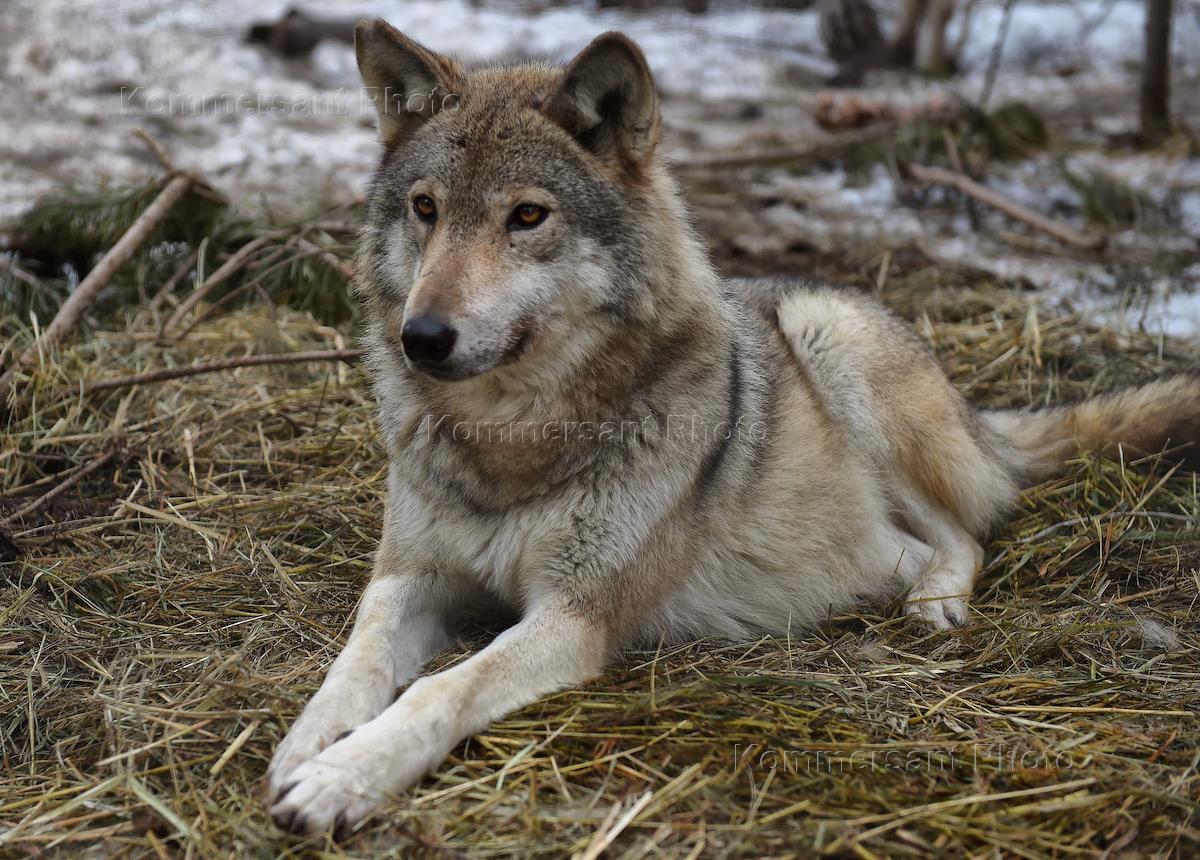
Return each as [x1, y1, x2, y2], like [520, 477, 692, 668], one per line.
[170, 245, 326, 343]
[296, 237, 354, 280]
[134, 128, 179, 174]
[908, 163, 1106, 251]
[0, 173, 197, 400]
[160, 234, 280, 337]
[134, 127, 227, 206]
[58, 348, 364, 398]
[147, 247, 200, 313]
[0, 448, 118, 530]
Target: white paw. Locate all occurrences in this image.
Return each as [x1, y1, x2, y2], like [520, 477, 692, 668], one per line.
[269, 718, 436, 838]
[269, 736, 386, 838]
[266, 694, 379, 802]
[905, 577, 971, 630]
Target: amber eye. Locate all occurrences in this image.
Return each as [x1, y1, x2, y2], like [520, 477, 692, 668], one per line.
[509, 203, 548, 230]
[413, 195, 437, 222]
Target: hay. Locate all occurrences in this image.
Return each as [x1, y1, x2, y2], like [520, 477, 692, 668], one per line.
[2, 237, 1198, 858]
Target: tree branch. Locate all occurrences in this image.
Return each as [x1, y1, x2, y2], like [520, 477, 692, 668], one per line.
[57, 348, 364, 399]
[908, 163, 1106, 251]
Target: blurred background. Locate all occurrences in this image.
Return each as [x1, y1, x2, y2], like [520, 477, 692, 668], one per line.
[2, 0, 1199, 336]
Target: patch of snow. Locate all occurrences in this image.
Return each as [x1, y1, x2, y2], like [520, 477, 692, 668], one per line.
[1, 0, 1197, 336]
[755, 164, 925, 248]
[4, 0, 1198, 220]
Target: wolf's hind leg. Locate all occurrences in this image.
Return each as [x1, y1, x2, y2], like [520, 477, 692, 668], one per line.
[899, 483, 984, 630]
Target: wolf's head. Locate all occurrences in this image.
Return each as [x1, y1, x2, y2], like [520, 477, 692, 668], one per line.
[355, 21, 710, 388]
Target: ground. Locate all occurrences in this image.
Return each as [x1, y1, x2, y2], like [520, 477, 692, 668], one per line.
[2, 251, 1198, 857]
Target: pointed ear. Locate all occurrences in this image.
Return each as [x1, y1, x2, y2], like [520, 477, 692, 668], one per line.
[355, 20, 462, 148]
[543, 32, 660, 164]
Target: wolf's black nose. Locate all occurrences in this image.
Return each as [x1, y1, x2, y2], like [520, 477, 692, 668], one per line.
[401, 315, 457, 365]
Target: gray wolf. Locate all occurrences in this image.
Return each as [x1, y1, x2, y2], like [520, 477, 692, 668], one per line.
[266, 20, 1200, 836]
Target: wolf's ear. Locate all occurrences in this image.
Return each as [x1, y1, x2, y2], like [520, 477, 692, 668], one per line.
[355, 20, 462, 148]
[543, 33, 660, 164]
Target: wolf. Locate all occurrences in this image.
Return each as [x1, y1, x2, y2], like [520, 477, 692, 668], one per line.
[266, 20, 1200, 836]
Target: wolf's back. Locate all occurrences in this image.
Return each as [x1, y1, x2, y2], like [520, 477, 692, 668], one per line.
[983, 375, 1200, 483]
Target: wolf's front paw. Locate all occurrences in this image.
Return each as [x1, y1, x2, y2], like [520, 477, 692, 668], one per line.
[269, 746, 382, 838]
[267, 697, 374, 803]
[905, 577, 971, 630]
[268, 723, 430, 838]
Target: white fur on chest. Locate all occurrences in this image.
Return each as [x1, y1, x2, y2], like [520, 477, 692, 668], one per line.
[386, 467, 550, 610]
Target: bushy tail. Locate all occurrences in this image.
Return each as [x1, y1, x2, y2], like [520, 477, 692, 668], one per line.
[984, 375, 1200, 484]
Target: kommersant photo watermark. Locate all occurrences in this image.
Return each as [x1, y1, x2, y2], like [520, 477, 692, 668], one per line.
[120, 87, 460, 118]
[734, 743, 1078, 775]
[418, 413, 770, 447]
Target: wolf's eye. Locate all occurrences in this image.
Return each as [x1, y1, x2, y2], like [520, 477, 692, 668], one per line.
[509, 203, 548, 230]
[413, 195, 437, 222]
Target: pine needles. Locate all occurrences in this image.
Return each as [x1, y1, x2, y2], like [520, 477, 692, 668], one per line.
[1, 181, 357, 349]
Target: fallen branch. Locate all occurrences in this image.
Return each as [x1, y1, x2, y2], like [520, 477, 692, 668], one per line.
[147, 247, 200, 313]
[58, 348, 364, 398]
[815, 92, 956, 131]
[296, 237, 354, 280]
[160, 234, 282, 338]
[0, 133, 224, 404]
[0, 174, 196, 400]
[908, 163, 1106, 251]
[0, 447, 118, 530]
[171, 244, 336, 342]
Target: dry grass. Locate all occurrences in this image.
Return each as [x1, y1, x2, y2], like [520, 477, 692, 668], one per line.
[2, 256, 1198, 859]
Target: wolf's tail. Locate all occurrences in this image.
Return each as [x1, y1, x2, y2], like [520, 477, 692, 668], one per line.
[983, 375, 1200, 484]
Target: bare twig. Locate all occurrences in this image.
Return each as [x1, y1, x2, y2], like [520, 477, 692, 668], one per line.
[160, 234, 281, 338]
[310, 219, 359, 234]
[134, 128, 179, 174]
[58, 348, 364, 399]
[296, 237, 354, 280]
[0, 447, 118, 530]
[134, 128, 227, 206]
[0, 173, 197, 401]
[171, 245, 334, 342]
[908, 163, 1105, 251]
[147, 247, 200, 312]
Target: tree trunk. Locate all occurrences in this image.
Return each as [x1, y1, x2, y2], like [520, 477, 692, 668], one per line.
[1140, 0, 1173, 145]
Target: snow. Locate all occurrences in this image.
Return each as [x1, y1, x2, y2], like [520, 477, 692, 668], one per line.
[1, 0, 1197, 333]
[5, 0, 1197, 219]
